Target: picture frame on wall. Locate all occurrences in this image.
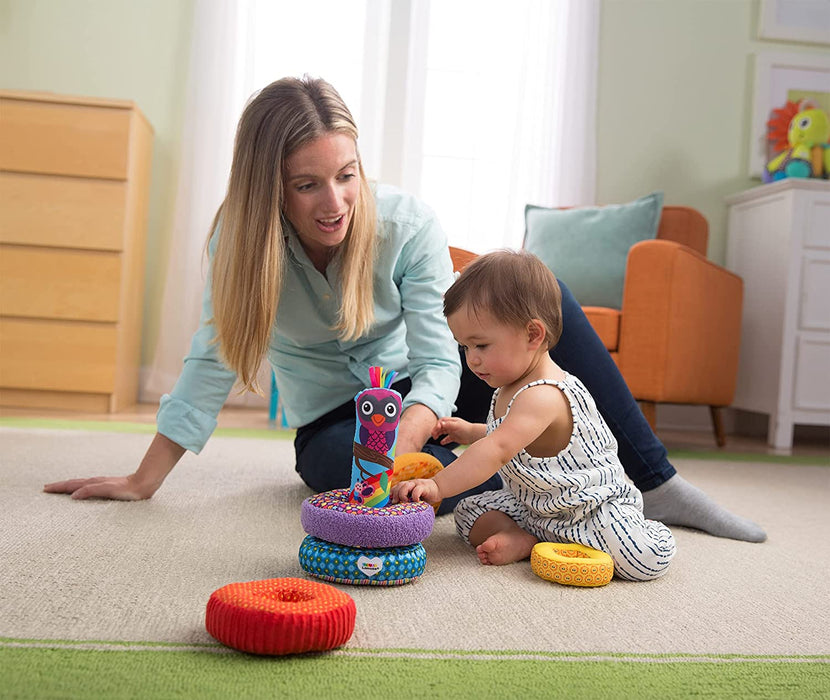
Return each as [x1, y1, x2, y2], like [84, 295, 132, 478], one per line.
[748, 51, 830, 178]
[758, 0, 830, 46]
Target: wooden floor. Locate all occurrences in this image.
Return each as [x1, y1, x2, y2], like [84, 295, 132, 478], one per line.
[2, 403, 828, 459]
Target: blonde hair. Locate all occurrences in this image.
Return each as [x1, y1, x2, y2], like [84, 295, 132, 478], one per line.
[210, 76, 377, 393]
[443, 249, 563, 349]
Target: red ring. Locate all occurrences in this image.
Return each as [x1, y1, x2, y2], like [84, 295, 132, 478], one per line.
[206, 577, 356, 655]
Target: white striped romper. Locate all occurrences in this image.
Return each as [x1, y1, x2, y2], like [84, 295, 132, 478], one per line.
[454, 374, 676, 581]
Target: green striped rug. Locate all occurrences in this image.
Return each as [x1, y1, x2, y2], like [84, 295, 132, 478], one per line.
[3, 639, 827, 699]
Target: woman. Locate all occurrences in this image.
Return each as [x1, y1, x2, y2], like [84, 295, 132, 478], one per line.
[44, 76, 765, 542]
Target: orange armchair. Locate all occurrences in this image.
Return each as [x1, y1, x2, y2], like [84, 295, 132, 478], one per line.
[450, 206, 743, 446]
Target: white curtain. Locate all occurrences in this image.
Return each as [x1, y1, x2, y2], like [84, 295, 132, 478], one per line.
[549, 0, 599, 210]
[411, 0, 599, 252]
[140, 0, 599, 405]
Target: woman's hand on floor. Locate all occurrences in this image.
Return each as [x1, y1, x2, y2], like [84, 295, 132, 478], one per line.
[43, 474, 155, 500]
[43, 432, 185, 501]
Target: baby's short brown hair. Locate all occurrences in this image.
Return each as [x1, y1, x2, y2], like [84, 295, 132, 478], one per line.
[443, 249, 563, 349]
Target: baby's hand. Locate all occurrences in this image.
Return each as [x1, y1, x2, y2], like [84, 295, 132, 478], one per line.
[431, 416, 471, 445]
[391, 478, 441, 506]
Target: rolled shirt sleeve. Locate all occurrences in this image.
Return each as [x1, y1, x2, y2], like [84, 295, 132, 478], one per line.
[156, 248, 237, 453]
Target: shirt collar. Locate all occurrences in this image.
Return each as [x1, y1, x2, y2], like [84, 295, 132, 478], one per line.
[282, 217, 343, 280]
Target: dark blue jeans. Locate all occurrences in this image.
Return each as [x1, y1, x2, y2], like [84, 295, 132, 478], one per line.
[294, 280, 675, 512]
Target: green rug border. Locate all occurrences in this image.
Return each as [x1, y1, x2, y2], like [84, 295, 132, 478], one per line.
[1, 417, 826, 465]
[2, 643, 828, 700]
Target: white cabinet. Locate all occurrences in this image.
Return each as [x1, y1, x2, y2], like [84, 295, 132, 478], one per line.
[725, 179, 830, 450]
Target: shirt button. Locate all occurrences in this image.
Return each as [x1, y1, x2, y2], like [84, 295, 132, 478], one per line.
[322, 294, 331, 301]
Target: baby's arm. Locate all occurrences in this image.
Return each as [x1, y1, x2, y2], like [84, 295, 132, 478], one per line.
[398, 384, 565, 503]
[390, 417, 487, 504]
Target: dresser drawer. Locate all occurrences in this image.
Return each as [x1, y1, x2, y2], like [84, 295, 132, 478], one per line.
[0, 97, 132, 179]
[0, 172, 127, 250]
[804, 195, 830, 249]
[0, 245, 121, 321]
[793, 335, 830, 411]
[799, 256, 830, 332]
[0, 317, 117, 393]
[0, 387, 111, 412]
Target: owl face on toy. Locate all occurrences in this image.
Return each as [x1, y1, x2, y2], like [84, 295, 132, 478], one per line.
[356, 388, 402, 456]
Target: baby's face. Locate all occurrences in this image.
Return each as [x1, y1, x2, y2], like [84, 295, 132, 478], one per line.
[447, 306, 533, 389]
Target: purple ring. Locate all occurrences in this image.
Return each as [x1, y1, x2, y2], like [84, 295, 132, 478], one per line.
[301, 489, 434, 548]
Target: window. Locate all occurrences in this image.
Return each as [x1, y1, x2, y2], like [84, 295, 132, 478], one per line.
[242, 0, 579, 251]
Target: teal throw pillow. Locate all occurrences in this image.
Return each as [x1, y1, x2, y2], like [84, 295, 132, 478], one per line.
[523, 191, 664, 310]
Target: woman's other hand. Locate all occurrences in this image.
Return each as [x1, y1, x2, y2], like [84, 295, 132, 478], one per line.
[43, 474, 156, 500]
[42, 433, 185, 501]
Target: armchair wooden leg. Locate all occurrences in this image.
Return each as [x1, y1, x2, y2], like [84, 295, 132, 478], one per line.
[710, 406, 726, 447]
[640, 401, 657, 432]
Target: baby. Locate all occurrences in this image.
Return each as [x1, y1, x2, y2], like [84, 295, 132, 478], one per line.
[392, 250, 675, 581]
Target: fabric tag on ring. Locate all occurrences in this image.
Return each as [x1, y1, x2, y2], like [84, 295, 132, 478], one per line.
[357, 556, 384, 577]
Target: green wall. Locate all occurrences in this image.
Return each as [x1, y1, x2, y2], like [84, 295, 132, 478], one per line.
[2, 0, 827, 374]
[597, 0, 828, 262]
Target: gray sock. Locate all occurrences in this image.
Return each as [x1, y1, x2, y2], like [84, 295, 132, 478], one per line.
[642, 475, 767, 543]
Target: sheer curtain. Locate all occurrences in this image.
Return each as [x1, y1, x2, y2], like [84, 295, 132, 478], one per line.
[141, 0, 252, 405]
[414, 0, 599, 252]
[140, 0, 599, 405]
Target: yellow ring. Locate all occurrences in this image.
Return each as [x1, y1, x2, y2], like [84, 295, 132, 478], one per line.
[530, 542, 614, 587]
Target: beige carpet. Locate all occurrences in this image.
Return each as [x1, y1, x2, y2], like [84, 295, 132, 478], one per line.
[2, 426, 828, 658]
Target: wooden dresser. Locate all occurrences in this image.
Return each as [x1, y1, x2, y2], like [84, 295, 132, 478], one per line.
[0, 90, 153, 412]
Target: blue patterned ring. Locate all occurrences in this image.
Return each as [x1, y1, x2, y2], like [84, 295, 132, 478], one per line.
[299, 535, 427, 587]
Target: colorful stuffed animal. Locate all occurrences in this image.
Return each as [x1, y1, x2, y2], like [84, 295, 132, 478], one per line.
[347, 366, 402, 507]
[764, 99, 830, 182]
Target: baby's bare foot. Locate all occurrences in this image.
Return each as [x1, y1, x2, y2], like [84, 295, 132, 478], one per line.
[475, 530, 538, 565]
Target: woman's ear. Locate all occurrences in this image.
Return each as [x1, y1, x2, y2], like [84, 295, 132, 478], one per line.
[526, 319, 546, 350]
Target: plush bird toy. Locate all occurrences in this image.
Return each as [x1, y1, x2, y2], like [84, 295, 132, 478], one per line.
[347, 367, 402, 508]
[764, 99, 830, 182]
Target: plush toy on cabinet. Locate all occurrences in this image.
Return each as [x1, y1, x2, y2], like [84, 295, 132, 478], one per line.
[764, 99, 830, 182]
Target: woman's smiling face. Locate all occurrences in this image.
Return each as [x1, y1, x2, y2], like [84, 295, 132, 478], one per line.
[283, 132, 361, 271]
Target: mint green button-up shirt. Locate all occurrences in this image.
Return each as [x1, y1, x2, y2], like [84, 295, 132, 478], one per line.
[156, 184, 461, 453]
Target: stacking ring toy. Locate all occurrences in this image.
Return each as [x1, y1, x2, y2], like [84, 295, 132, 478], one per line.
[531, 542, 614, 587]
[392, 452, 444, 513]
[301, 488, 434, 548]
[205, 577, 356, 655]
[299, 535, 427, 586]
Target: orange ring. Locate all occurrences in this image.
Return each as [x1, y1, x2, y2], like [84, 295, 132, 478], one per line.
[206, 577, 356, 655]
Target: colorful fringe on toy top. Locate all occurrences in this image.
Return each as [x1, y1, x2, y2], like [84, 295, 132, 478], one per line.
[369, 366, 398, 389]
